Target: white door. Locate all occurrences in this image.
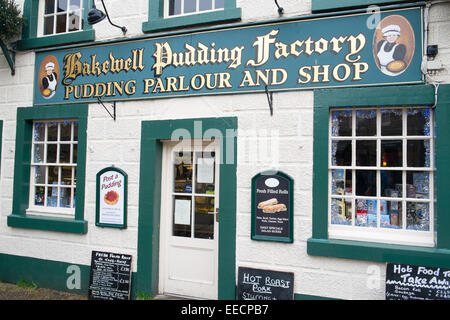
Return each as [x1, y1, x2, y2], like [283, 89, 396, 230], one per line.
[159, 140, 220, 299]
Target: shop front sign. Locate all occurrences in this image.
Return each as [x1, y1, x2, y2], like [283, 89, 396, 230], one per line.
[33, 7, 424, 105]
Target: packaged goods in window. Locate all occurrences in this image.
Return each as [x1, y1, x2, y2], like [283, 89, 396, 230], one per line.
[380, 200, 387, 215]
[356, 199, 368, 226]
[407, 184, 416, 198]
[332, 169, 345, 194]
[368, 214, 377, 227]
[331, 198, 351, 225]
[413, 172, 429, 195]
[390, 211, 399, 227]
[380, 214, 391, 227]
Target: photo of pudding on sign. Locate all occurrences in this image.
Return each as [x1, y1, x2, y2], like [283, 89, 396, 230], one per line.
[373, 15, 415, 76]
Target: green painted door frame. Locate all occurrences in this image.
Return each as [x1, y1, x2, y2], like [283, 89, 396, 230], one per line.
[135, 117, 238, 299]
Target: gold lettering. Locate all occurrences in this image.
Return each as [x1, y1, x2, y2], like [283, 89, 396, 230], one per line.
[63, 52, 82, 85]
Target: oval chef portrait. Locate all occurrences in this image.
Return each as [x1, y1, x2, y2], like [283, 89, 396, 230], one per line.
[373, 15, 415, 77]
[38, 55, 60, 99]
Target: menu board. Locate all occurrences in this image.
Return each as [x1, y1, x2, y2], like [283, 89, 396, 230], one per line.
[96, 167, 128, 228]
[237, 267, 294, 300]
[88, 251, 132, 300]
[385, 263, 450, 300]
[251, 171, 294, 242]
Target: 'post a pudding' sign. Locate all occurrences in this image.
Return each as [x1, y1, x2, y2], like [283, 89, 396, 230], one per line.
[251, 171, 294, 243]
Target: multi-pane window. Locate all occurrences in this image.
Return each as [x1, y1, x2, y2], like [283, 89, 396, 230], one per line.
[41, 0, 83, 36]
[167, 0, 224, 16]
[30, 120, 78, 214]
[329, 106, 435, 247]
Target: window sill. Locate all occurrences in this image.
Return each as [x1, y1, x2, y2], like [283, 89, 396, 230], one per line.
[7, 213, 87, 234]
[307, 237, 450, 268]
[142, 8, 241, 33]
[16, 29, 95, 51]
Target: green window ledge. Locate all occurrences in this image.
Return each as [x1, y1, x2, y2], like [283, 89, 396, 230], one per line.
[142, 0, 241, 33]
[308, 84, 450, 268]
[312, 0, 416, 13]
[7, 104, 88, 234]
[16, 0, 94, 50]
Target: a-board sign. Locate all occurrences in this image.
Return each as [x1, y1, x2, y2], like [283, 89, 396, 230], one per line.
[237, 267, 294, 300]
[88, 251, 132, 300]
[251, 171, 294, 242]
[96, 167, 128, 228]
[385, 263, 450, 300]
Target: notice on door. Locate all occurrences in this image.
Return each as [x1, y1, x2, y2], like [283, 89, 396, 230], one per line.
[251, 171, 294, 242]
[174, 199, 191, 225]
[96, 167, 127, 228]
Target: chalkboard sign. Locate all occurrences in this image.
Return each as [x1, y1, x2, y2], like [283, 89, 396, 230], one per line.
[237, 267, 294, 300]
[251, 171, 294, 242]
[88, 251, 132, 300]
[385, 263, 450, 300]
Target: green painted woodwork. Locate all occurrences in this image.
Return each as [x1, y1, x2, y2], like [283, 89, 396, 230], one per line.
[308, 84, 450, 267]
[142, 0, 241, 33]
[136, 117, 238, 299]
[7, 104, 89, 234]
[312, 0, 417, 12]
[17, 0, 95, 50]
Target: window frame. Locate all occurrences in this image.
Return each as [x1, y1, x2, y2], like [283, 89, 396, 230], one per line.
[17, 0, 95, 51]
[38, 0, 85, 37]
[311, 0, 417, 13]
[142, 0, 241, 33]
[307, 84, 450, 268]
[7, 104, 88, 234]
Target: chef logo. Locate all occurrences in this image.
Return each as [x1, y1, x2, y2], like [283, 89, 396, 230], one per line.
[373, 15, 415, 76]
[38, 55, 60, 99]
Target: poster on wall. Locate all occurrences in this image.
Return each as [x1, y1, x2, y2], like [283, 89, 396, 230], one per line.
[96, 167, 128, 229]
[251, 171, 294, 243]
[385, 263, 450, 300]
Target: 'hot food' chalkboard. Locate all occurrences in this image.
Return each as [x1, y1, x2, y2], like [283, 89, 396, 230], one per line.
[237, 267, 294, 300]
[385, 263, 450, 300]
[88, 251, 132, 300]
[251, 171, 294, 243]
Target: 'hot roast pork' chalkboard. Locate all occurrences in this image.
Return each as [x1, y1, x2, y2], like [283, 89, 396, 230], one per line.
[237, 267, 294, 300]
[88, 251, 132, 300]
[386, 263, 450, 300]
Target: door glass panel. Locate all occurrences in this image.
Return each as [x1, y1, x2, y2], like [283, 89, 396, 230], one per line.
[195, 152, 215, 194]
[173, 195, 192, 237]
[194, 196, 215, 239]
[174, 152, 193, 193]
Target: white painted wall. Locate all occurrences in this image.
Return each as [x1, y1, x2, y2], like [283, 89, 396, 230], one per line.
[0, 0, 449, 299]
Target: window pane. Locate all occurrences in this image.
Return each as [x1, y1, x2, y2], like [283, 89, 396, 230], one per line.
[35, 166, 46, 184]
[194, 196, 215, 239]
[47, 187, 58, 207]
[407, 202, 429, 231]
[174, 152, 193, 193]
[47, 144, 57, 163]
[45, 0, 55, 14]
[331, 198, 352, 225]
[72, 144, 78, 163]
[60, 122, 71, 141]
[169, 0, 182, 15]
[408, 108, 431, 136]
[48, 166, 59, 184]
[381, 109, 402, 136]
[47, 122, 58, 141]
[44, 16, 54, 35]
[73, 187, 76, 208]
[56, 14, 67, 33]
[331, 110, 352, 137]
[61, 166, 72, 185]
[35, 187, 45, 206]
[34, 123, 45, 141]
[356, 170, 376, 196]
[68, 11, 81, 32]
[331, 140, 351, 166]
[173, 196, 192, 237]
[33, 144, 45, 163]
[60, 188, 71, 208]
[195, 152, 215, 194]
[184, 0, 196, 13]
[381, 140, 402, 167]
[331, 169, 351, 196]
[407, 171, 429, 199]
[356, 110, 376, 136]
[380, 200, 402, 229]
[407, 140, 430, 167]
[215, 0, 224, 9]
[199, 0, 212, 11]
[356, 140, 376, 166]
[60, 144, 71, 163]
[73, 121, 78, 140]
[381, 170, 402, 197]
[69, 0, 81, 10]
[57, 0, 68, 12]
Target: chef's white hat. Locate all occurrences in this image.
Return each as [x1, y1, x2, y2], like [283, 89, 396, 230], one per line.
[382, 24, 401, 37]
[45, 62, 55, 71]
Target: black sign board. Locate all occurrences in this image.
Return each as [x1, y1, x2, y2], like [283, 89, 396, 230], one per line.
[237, 267, 294, 300]
[386, 263, 450, 300]
[88, 251, 132, 300]
[251, 171, 294, 242]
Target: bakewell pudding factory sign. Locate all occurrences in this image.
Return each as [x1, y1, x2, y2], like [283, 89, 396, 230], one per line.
[33, 7, 424, 105]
